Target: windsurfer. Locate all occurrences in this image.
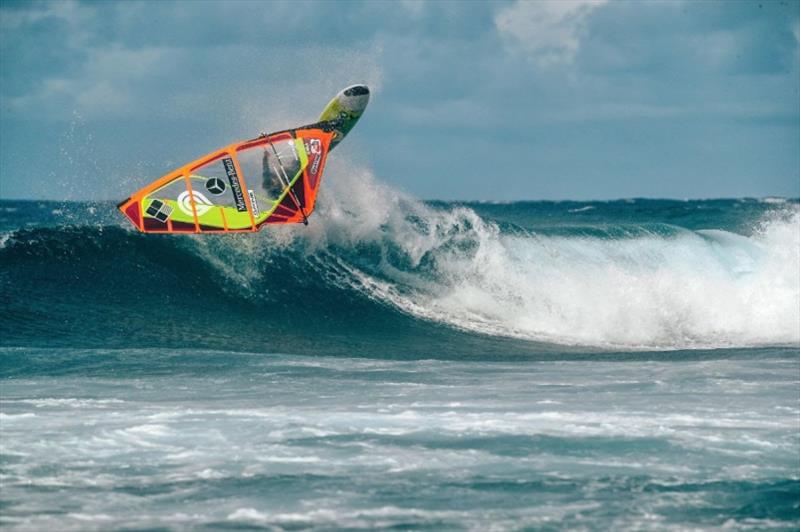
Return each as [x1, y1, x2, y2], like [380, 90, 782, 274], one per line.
[262, 149, 284, 199]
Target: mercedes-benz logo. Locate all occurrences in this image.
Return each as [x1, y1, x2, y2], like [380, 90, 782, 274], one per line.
[206, 177, 226, 195]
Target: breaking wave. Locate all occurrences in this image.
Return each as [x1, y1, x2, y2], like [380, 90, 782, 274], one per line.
[297, 167, 799, 349]
[1, 167, 798, 352]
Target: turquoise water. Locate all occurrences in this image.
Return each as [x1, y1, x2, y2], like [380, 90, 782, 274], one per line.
[1, 189, 798, 530]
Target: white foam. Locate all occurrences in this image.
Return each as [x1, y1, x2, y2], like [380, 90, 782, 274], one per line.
[0, 413, 36, 421]
[227, 508, 270, 522]
[310, 167, 800, 349]
[67, 513, 113, 522]
[11, 398, 125, 408]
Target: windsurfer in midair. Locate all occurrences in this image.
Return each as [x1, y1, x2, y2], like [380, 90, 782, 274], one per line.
[262, 149, 284, 199]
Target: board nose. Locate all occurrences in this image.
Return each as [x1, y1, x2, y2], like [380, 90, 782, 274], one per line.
[341, 85, 370, 113]
[343, 85, 369, 97]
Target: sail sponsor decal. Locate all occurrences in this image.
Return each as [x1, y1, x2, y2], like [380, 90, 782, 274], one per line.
[304, 138, 323, 188]
[248, 190, 260, 218]
[205, 177, 226, 195]
[223, 157, 248, 212]
[177, 191, 213, 216]
[145, 199, 172, 222]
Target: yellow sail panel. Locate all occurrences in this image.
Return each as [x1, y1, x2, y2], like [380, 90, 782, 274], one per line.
[188, 154, 254, 232]
[138, 173, 196, 232]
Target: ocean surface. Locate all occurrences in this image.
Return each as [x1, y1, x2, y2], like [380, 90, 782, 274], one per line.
[1, 177, 799, 530]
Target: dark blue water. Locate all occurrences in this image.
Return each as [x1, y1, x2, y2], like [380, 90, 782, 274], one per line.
[1, 187, 798, 530]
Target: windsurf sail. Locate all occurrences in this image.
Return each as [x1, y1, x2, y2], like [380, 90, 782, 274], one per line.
[118, 127, 333, 233]
[118, 84, 369, 233]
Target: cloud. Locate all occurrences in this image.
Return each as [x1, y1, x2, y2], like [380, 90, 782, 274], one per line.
[0, 0, 797, 201]
[5, 45, 169, 119]
[0, 0, 93, 40]
[494, 0, 608, 66]
[1, 1, 385, 125]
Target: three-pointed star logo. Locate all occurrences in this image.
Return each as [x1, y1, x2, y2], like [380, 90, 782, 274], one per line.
[206, 177, 226, 195]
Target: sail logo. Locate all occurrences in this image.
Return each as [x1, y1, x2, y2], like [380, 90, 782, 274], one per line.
[177, 191, 213, 216]
[305, 138, 323, 188]
[205, 177, 226, 195]
[248, 190, 260, 218]
[309, 155, 321, 178]
[306, 138, 321, 155]
[223, 157, 248, 212]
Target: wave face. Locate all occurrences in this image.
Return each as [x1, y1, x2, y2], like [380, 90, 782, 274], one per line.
[1, 173, 798, 352]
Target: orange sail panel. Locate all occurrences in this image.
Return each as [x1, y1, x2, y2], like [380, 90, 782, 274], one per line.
[118, 128, 334, 233]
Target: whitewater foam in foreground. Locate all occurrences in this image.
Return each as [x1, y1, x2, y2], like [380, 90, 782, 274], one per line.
[2, 349, 799, 530]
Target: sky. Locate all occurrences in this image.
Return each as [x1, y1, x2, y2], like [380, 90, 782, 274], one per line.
[0, 0, 798, 201]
